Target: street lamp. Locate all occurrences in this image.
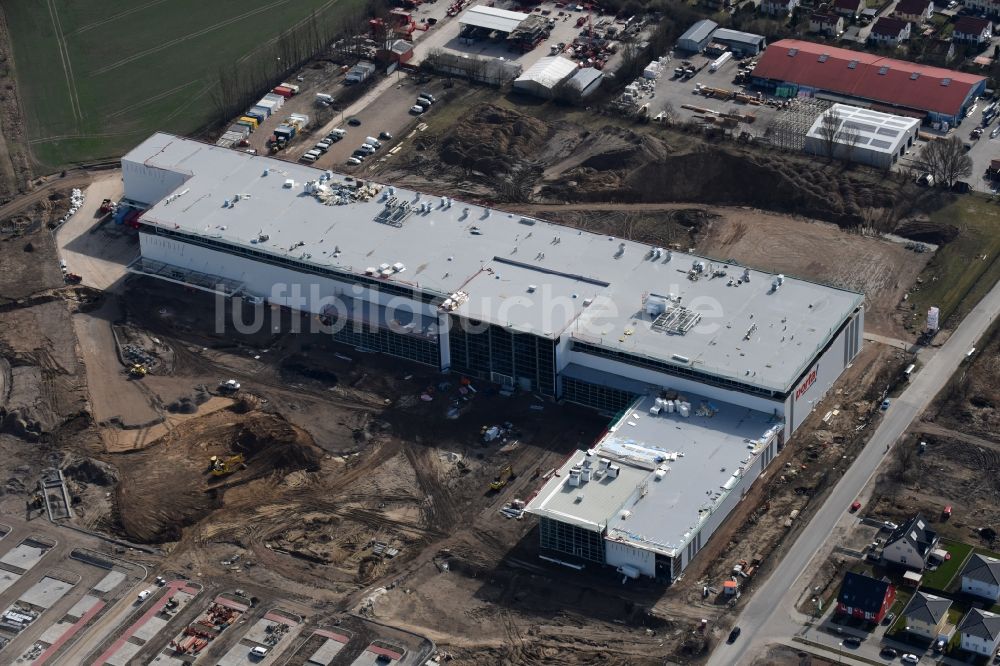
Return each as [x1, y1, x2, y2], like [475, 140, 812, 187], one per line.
[837, 640, 844, 664]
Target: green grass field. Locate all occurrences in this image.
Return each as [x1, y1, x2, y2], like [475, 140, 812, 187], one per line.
[922, 539, 973, 591]
[908, 195, 1000, 327]
[4, 0, 361, 169]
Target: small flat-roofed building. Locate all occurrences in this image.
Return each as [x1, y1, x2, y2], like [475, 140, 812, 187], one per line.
[804, 104, 920, 168]
[712, 28, 766, 56]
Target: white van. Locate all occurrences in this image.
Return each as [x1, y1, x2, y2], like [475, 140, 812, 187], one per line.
[250, 646, 268, 659]
[364, 136, 381, 148]
[137, 589, 153, 602]
[300, 150, 320, 163]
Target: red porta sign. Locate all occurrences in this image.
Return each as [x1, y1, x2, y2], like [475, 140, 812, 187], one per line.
[795, 368, 818, 401]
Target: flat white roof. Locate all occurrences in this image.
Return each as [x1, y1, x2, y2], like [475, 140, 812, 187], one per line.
[806, 103, 919, 155]
[124, 133, 862, 393]
[459, 5, 529, 33]
[526, 394, 781, 556]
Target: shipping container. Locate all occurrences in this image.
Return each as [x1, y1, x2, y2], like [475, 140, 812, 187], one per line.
[236, 119, 255, 131]
[238, 116, 259, 129]
[289, 112, 310, 128]
[250, 104, 271, 118]
[273, 86, 294, 98]
[216, 137, 235, 148]
[262, 93, 285, 108]
[279, 82, 301, 94]
[245, 110, 266, 124]
[227, 124, 251, 137]
[274, 123, 296, 139]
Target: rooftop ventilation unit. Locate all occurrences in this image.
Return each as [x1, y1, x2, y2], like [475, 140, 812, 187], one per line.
[652, 303, 701, 335]
[848, 60, 858, 69]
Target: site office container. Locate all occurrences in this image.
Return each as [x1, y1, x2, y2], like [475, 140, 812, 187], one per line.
[227, 124, 251, 138]
[272, 86, 294, 98]
[261, 93, 285, 109]
[236, 119, 256, 132]
[238, 116, 259, 129]
[288, 113, 310, 129]
[279, 82, 301, 94]
[250, 104, 271, 118]
[274, 123, 296, 139]
[245, 110, 266, 124]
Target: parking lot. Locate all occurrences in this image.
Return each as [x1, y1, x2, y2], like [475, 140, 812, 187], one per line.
[0, 520, 146, 665]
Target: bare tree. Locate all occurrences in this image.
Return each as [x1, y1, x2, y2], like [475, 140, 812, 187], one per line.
[920, 136, 973, 187]
[816, 108, 842, 159]
[661, 101, 678, 125]
[839, 121, 861, 164]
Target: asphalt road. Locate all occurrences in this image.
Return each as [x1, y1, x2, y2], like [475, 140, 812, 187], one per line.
[708, 276, 1000, 666]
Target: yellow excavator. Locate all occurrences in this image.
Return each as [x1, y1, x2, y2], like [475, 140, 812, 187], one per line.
[208, 454, 246, 477]
[129, 364, 148, 378]
[489, 463, 515, 491]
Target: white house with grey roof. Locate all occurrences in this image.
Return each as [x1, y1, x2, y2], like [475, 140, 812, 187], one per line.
[961, 554, 1000, 602]
[882, 513, 938, 570]
[959, 609, 1000, 656]
[902, 591, 952, 640]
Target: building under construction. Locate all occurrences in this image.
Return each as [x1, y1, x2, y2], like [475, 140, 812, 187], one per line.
[121, 132, 865, 580]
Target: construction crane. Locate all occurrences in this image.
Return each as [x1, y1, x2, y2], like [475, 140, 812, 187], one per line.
[208, 454, 246, 477]
[489, 463, 515, 491]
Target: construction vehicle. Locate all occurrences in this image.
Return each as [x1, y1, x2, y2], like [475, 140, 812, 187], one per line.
[218, 379, 241, 393]
[489, 463, 515, 491]
[129, 364, 148, 378]
[63, 272, 82, 284]
[208, 454, 246, 477]
[99, 198, 114, 214]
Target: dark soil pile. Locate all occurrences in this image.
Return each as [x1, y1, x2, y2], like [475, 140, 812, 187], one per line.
[439, 105, 550, 176]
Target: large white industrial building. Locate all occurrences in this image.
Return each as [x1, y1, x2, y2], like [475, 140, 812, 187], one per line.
[122, 133, 865, 581]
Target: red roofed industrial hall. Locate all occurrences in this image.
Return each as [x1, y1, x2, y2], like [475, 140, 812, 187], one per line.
[752, 39, 986, 126]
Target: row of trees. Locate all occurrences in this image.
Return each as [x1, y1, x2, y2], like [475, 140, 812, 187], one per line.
[210, 1, 386, 125]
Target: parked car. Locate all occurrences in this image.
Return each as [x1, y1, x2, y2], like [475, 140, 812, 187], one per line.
[727, 627, 741, 643]
[379, 131, 393, 140]
[882, 612, 896, 626]
[346, 157, 362, 165]
[850, 500, 862, 513]
[300, 151, 319, 163]
[418, 92, 436, 103]
[410, 105, 425, 114]
[351, 150, 368, 159]
[843, 636, 861, 648]
[883, 521, 898, 531]
[358, 144, 376, 154]
[901, 653, 919, 665]
[952, 181, 971, 193]
[315, 141, 331, 153]
[415, 97, 432, 109]
[881, 399, 891, 410]
[347, 117, 362, 126]
[880, 646, 898, 658]
[250, 646, 269, 659]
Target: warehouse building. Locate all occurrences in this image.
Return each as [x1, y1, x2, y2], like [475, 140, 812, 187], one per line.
[122, 132, 865, 579]
[458, 5, 529, 35]
[711, 28, 766, 56]
[676, 19, 719, 53]
[804, 104, 920, 168]
[565, 67, 604, 98]
[753, 39, 987, 125]
[513, 56, 579, 98]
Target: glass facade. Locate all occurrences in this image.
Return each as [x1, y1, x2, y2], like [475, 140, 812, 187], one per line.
[332, 320, 439, 366]
[561, 376, 638, 414]
[448, 317, 556, 396]
[539, 517, 605, 564]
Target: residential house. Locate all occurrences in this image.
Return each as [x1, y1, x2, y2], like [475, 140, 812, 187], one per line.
[761, 0, 799, 15]
[922, 37, 957, 64]
[836, 572, 896, 623]
[810, 11, 846, 36]
[953, 16, 994, 44]
[902, 591, 952, 640]
[964, 0, 1000, 15]
[961, 554, 1000, 602]
[882, 514, 938, 569]
[894, 0, 934, 23]
[868, 17, 912, 46]
[959, 609, 1000, 656]
[833, 0, 865, 20]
